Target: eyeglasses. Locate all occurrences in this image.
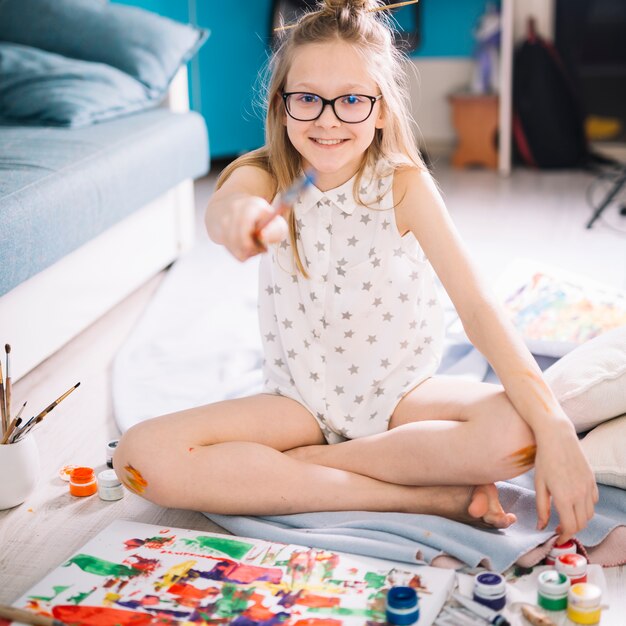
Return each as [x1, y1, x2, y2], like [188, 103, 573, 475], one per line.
[282, 92, 382, 124]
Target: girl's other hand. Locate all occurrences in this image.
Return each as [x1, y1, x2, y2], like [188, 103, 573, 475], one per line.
[533, 420, 599, 543]
[219, 194, 288, 262]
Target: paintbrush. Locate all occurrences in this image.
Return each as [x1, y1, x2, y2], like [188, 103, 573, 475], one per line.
[11, 384, 80, 443]
[252, 169, 316, 247]
[10, 415, 35, 444]
[0, 357, 6, 436]
[4, 344, 11, 433]
[30, 382, 80, 423]
[4, 401, 27, 443]
[1, 415, 22, 445]
[0, 604, 67, 626]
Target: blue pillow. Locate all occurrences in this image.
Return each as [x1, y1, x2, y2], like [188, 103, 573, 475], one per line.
[0, 43, 156, 127]
[0, 0, 208, 98]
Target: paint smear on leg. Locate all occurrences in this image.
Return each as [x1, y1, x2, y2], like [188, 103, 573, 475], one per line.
[507, 445, 537, 468]
[523, 370, 554, 414]
[122, 464, 148, 495]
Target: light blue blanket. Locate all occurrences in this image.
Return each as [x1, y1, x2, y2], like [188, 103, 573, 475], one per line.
[205, 471, 626, 572]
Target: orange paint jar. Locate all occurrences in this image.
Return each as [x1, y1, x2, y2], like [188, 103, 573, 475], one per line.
[69, 467, 97, 497]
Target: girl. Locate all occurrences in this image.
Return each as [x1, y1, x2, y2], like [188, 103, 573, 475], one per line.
[114, 0, 597, 541]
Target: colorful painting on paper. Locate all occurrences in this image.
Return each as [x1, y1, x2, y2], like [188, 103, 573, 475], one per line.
[8, 520, 454, 626]
[497, 259, 626, 357]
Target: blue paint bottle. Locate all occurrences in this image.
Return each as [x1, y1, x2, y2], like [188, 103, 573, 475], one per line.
[386, 586, 420, 625]
[473, 571, 507, 611]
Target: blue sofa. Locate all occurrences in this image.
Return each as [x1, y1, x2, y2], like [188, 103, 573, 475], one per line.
[0, 1, 209, 380]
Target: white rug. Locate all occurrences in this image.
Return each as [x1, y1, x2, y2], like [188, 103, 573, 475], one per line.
[112, 239, 265, 431]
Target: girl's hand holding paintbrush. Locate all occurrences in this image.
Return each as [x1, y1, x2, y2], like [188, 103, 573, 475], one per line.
[216, 193, 289, 261]
[205, 169, 315, 261]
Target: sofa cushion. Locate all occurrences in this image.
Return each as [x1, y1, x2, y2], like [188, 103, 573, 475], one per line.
[0, 109, 209, 296]
[0, 0, 208, 98]
[0, 43, 157, 127]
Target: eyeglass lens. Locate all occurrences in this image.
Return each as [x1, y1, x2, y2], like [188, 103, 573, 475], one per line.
[285, 93, 374, 123]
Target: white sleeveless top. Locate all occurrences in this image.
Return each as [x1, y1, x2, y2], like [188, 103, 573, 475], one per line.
[258, 163, 444, 443]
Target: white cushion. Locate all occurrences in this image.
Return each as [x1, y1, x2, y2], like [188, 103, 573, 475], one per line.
[580, 415, 626, 489]
[544, 325, 626, 433]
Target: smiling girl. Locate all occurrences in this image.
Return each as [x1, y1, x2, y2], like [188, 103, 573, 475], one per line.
[114, 0, 597, 541]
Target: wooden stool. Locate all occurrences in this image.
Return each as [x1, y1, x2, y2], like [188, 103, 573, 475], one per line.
[448, 93, 499, 169]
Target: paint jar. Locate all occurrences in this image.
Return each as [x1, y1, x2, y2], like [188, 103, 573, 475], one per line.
[537, 570, 570, 611]
[472, 571, 506, 610]
[0, 435, 40, 509]
[545, 539, 577, 566]
[386, 586, 419, 625]
[567, 583, 602, 624]
[555, 553, 587, 585]
[105, 439, 119, 469]
[69, 467, 97, 497]
[97, 469, 124, 501]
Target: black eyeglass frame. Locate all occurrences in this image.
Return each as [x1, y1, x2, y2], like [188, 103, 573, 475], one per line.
[282, 92, 383, 124]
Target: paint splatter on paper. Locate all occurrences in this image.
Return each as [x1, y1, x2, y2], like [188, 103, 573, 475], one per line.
[11, 520, 454, 626]
[499, 261, 626, 356]
[447, 259, 626, 358]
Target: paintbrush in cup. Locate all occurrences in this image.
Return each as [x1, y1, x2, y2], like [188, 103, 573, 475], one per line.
[4, 344, 11, 432]
[0, 357, 6, 436]
[1, 416, 20, 445]
[11, 383, 80, 443]
[1, 402, 26, 444]
[0, 604, 67, 626]
[252, 169, 316, 248]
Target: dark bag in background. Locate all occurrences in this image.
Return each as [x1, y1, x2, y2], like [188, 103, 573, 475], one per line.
[513, 19, 590, 169]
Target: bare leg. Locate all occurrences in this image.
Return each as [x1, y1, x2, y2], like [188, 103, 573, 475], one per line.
[285, 377, 536, 486]
[113, 393, 514, 527]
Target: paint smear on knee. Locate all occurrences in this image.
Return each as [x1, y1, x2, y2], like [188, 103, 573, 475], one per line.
[507, 445, 537, 469]
[121, 464, 148, 495]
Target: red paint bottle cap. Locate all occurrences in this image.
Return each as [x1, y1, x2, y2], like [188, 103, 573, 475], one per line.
[545, 539, 577, 565]
[556, 553, 588, 580]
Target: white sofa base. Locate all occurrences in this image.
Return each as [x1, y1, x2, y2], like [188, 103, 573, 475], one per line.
[1, 179, 195, 381]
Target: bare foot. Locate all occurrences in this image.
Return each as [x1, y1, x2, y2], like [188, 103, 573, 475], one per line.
[406, 484, 516, 529]
[466, 484, 517, 528]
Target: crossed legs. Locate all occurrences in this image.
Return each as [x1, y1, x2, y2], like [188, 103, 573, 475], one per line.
[113, 377, 535, 528]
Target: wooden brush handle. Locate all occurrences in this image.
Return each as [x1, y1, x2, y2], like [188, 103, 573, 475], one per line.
[0, 604, 65, 626]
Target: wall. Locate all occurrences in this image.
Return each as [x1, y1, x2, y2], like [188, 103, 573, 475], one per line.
[115, 1, 555, 156]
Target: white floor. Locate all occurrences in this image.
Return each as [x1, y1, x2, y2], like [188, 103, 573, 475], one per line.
[432, 161, 626, 291]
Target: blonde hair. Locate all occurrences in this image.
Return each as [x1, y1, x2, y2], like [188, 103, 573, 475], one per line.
[217, 0, 425, 276]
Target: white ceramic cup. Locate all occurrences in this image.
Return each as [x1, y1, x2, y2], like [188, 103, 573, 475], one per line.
[0, 435, 40, 509]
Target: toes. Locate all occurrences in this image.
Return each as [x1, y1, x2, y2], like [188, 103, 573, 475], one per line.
[468, 485, 517, 529]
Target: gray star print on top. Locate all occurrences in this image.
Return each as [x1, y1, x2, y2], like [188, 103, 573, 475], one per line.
[258, 162, 444, 443]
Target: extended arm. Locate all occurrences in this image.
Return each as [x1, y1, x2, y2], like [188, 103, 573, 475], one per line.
[394, 167, 598, 541]
[205, 164, 287, 261]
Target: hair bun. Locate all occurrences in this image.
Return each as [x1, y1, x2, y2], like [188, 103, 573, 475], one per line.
[322, 0, 383, 13]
